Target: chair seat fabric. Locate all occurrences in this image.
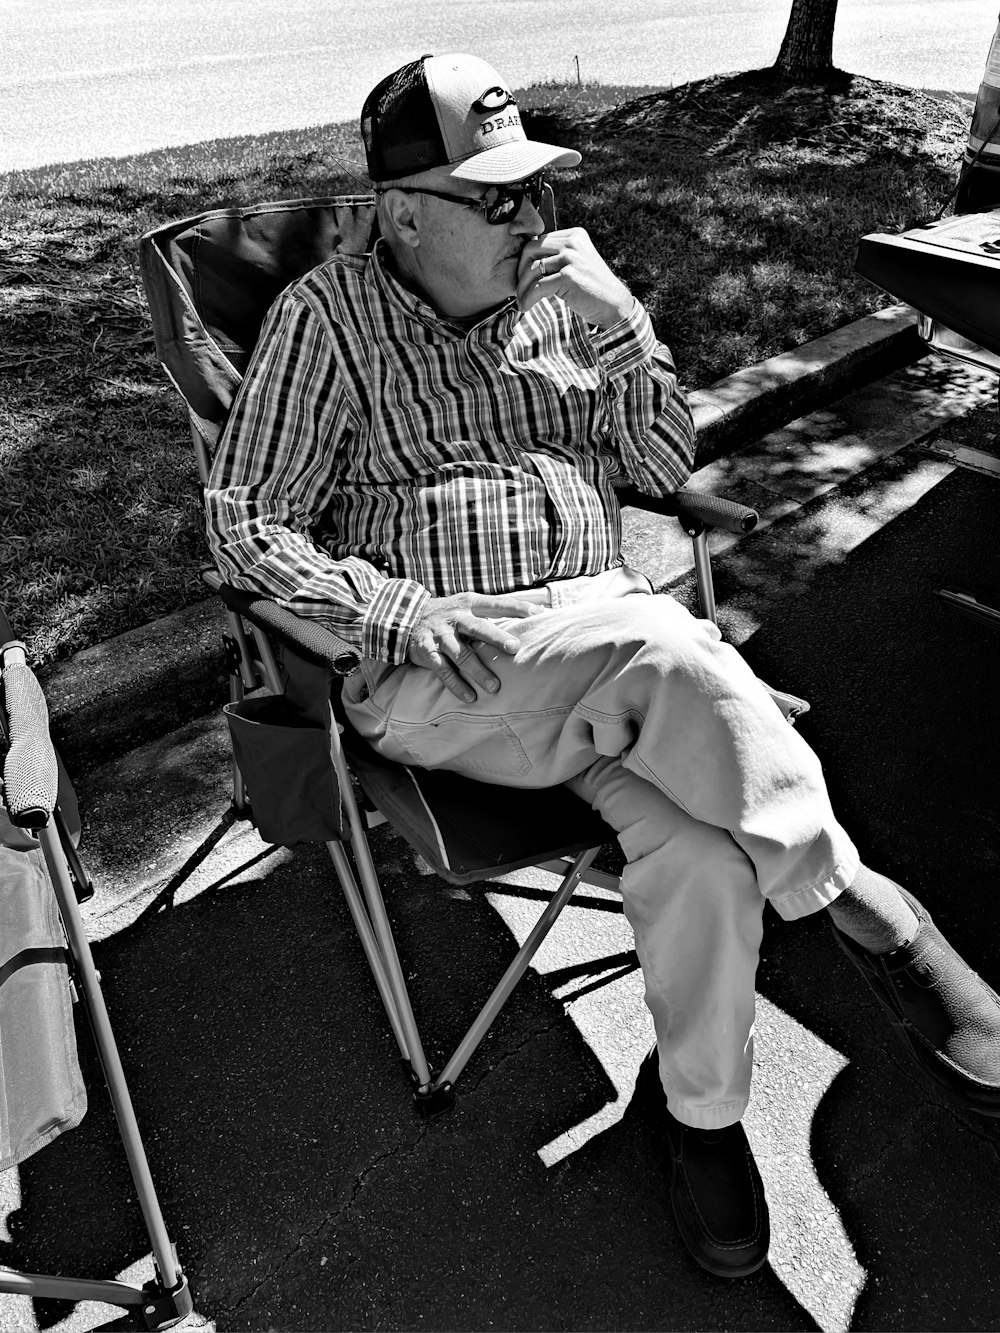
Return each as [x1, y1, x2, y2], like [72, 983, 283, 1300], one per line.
[342, 725, 615, 885]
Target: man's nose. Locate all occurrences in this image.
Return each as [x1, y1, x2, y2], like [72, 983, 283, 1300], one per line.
[511, 195, 544, 234]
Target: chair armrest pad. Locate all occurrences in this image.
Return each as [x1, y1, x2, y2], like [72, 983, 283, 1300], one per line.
[217, 583, 361, 675]
[616, 484, 758, 536]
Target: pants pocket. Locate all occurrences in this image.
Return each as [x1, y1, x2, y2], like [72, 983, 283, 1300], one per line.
[386, 710, 533, 780]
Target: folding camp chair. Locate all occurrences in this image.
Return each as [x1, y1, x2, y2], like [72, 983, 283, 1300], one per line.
[0, 609, 192, 1328]
[139, 192, 799, 1116]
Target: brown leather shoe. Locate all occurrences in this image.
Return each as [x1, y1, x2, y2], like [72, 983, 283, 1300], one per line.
[636, 1051, 769, 1278]
[830, 888, 1000, 1115]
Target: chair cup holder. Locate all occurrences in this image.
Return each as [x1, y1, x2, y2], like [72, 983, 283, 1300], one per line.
[223, 695, 345, 845]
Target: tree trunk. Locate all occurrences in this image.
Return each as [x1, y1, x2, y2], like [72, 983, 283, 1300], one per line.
[774, 0, 839, 77]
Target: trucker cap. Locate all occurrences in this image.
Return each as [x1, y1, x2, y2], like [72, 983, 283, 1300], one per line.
[361, 53, 582, 184]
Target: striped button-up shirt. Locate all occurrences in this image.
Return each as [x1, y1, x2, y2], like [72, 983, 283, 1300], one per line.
[206, 240, 696, 664]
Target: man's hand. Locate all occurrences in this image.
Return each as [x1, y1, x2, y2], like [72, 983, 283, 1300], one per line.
[516, 228, 635, 329]
[406, 592, 543, 701]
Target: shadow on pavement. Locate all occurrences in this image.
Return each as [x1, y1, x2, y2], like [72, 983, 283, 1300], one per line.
[4, 823, 819, 1331]
[731, 461, 1000, 1331]
[6, 458, 1000, 1332]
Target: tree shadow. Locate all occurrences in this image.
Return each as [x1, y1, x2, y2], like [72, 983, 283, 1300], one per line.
[3, 67, 969, 663]
[522, 68, 966, 384]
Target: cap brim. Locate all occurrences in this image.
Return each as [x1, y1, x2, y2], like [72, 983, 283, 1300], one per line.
[448, 139, 581, 183]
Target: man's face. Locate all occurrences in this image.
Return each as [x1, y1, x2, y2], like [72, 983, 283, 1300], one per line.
[393, 168, 545, 319]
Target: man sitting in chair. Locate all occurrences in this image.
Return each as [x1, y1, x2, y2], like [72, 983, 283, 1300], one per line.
[206, 52, 1000, 1278]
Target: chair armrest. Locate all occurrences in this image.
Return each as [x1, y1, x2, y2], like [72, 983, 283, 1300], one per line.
[616, 483, 758, 536]
[216, 582, 361, 676]
[0, 639, 59, 829]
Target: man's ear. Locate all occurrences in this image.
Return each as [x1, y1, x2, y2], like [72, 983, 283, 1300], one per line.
[380, 188, 421, 251]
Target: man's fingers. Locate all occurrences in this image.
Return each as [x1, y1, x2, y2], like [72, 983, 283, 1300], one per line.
[519, 230, 566, 265]
[412, 632, 505, 701]
[468, 595, 544, 621]
[452, 642, 504, 695]
[462, 615, 529, 656]
[411, 643, 478, 701]
[433, 656, 478, 702]
[406, 594, 542, 697]
[516, 227, 633, 328]
[518, 274, 557, 316]
[516, 241, 562, 313]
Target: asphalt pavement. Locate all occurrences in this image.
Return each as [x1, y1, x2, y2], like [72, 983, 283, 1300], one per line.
[3, 309, 1000, 1333]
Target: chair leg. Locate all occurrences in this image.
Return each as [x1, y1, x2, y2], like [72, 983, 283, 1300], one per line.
[432, 845, 600, 1096]
[936, 587, 1000, 628]
[248, 624, 283, 692]
[691, 528, 718, 624]
[327, 729, 436, 1096]
[688, 526, 810, 722]
[536, 857, 621, 893]
[222, 609, 260, 814]
[54, 805, 94, 903]
[326, 838, 411, 1059]
[217, 620, 603, 1113]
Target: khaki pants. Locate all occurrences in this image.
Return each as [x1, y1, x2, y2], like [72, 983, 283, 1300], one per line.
[343, 572, 858, 1127]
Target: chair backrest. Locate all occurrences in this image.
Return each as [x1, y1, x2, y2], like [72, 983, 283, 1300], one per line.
[140, 194, 381, 453]
[140, 187, 558, 459]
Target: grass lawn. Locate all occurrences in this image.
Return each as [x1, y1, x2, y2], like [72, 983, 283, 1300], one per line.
[0, 69, 973, 664]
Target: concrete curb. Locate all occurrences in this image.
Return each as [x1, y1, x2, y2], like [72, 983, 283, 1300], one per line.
[37, 304, 923, 775]
[690, 304, 921, 465]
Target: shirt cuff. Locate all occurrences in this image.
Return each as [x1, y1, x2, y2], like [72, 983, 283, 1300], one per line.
[359, 577, 431, 664]
[592, 298, 660, 379]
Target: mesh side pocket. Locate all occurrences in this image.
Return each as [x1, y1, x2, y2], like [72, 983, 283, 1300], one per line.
[224, 695, 344, 845]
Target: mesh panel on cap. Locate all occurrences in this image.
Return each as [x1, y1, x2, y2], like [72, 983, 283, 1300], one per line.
[361, 56, 445, 182]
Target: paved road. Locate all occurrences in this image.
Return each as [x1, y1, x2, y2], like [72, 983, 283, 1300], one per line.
[2, 351, 998, 1333]
[2, 0, 996, 170]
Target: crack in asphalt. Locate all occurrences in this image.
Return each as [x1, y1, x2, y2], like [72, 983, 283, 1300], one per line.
[878, 1035, 1000, 1155]
[208, 1006, 574, 1319]
[459, 1012, 570, 1100]
[845, 1040, 1000, 1194]
[845, 1124, 901, 1190]
[930, 1093, 1000, 1157]
[220, 1121, 431, 1321]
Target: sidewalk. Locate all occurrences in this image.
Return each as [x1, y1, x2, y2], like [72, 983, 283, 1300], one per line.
[6, 305, 1000, 1333]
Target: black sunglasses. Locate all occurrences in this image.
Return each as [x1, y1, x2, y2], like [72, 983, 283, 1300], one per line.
[380, 172, 546, 225]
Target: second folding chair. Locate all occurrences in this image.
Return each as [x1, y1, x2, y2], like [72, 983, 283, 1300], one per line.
[0, 607, 192, 1328]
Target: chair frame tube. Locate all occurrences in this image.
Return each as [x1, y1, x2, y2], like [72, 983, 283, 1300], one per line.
[0, 824, 191, 1329]
[692, 529, 718, 624]
[326, 725, 435, 1090]
[433, 845, 600, 1092]
[220, 617, 435, 1084]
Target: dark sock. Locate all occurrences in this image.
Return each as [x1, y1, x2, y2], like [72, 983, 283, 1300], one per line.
[826, 864, 919, 954]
